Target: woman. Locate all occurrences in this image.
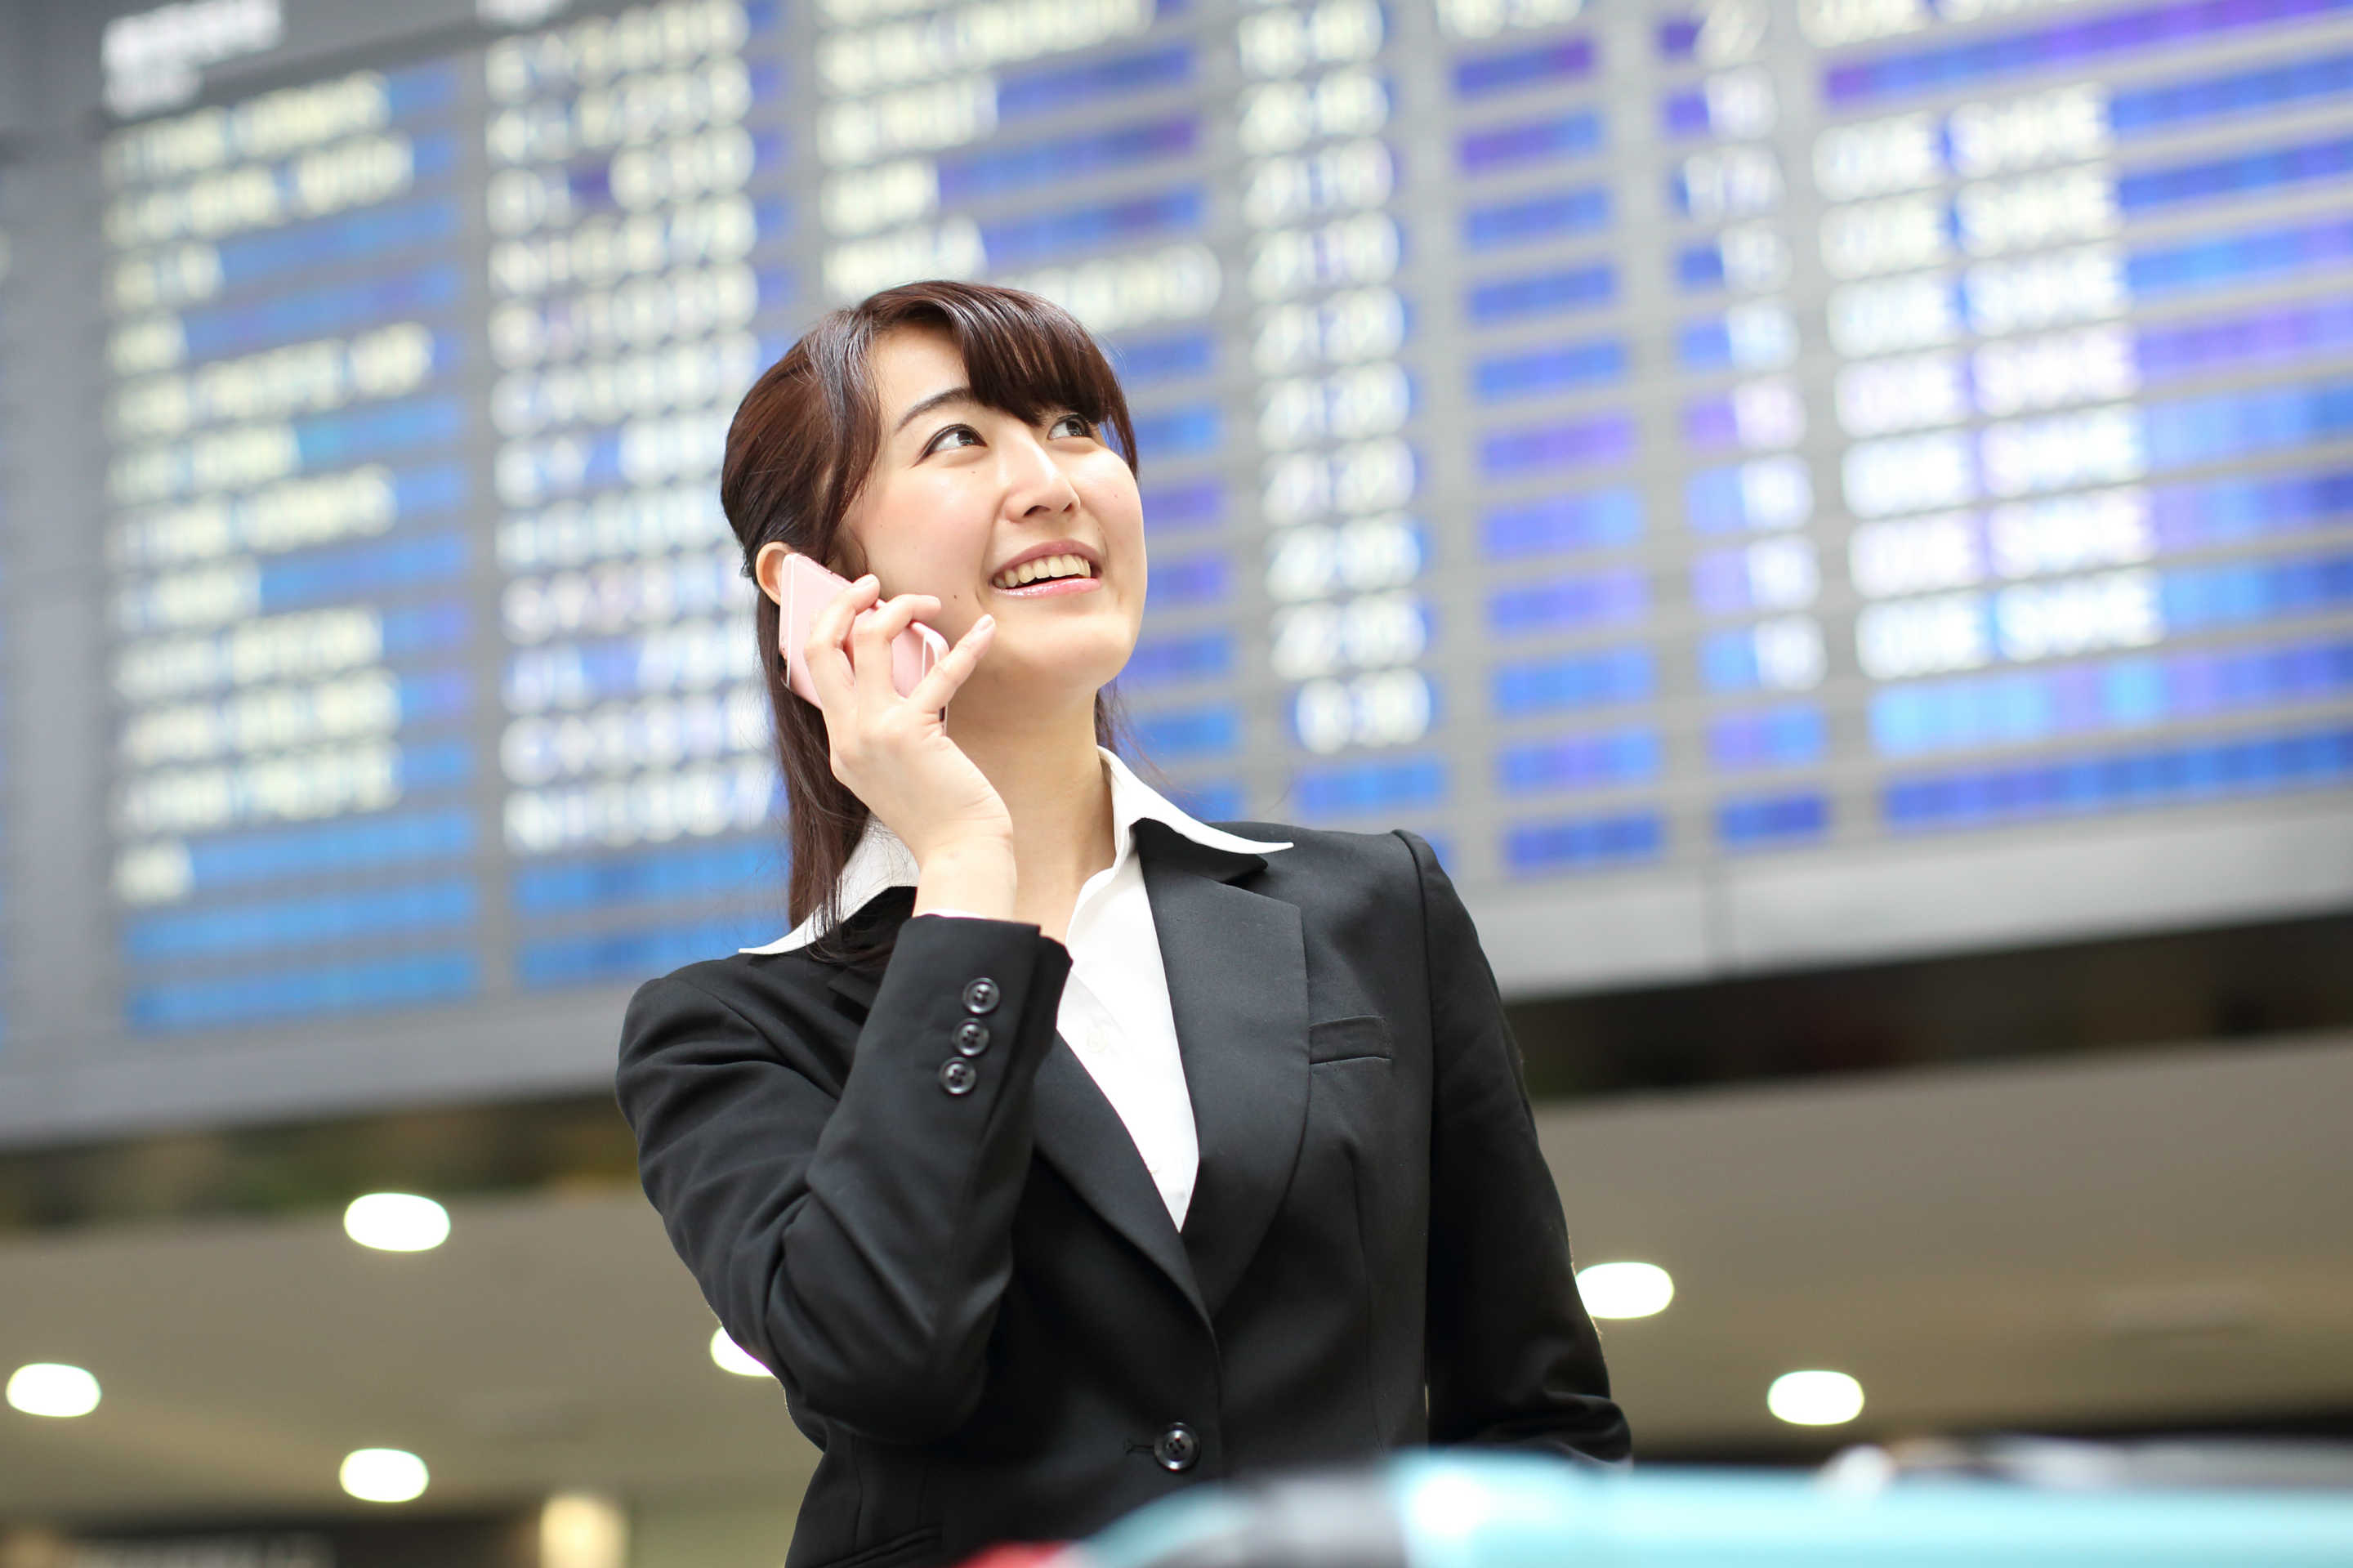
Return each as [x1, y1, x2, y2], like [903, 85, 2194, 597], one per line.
[615, 280, 1629, 1568]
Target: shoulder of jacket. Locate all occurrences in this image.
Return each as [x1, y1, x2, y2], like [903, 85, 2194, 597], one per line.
[1212, 817, 1417, 855]
[636, 949, 827, 1015]
[1213, 819, 1430, 901]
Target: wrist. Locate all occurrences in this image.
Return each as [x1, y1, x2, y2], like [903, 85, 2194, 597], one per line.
[913, 837, 1017, 922]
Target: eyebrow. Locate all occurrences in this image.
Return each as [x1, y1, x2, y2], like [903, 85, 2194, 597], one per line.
[892, 386, 980, 435]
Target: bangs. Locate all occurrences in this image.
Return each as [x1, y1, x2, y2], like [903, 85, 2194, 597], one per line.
[870, 284, 1139, 468]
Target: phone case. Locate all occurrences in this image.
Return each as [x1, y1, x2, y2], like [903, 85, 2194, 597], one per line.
[779, 552, 949, 705]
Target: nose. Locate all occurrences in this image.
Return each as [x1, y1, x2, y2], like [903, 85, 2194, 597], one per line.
[998, 425, 1080, 520]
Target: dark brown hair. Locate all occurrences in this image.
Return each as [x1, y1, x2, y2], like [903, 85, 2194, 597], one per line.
[721, 280, 1152, 967]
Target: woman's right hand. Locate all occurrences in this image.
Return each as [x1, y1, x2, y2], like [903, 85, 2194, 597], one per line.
[799, 573, 1013, 868]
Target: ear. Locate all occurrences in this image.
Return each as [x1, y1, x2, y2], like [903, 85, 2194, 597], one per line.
[753, 542, 791, 607]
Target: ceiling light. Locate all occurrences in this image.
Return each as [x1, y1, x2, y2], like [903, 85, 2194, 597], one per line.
[340, 1447, 429, 1503]
[343, 1193, 450, 1253]
[1576, 1261, 1674, 1319]
[7, 1363, 100, 1418]
[541, 1491, 629, 1568]
[1767, 1369, 1864, 1426]
[709, 1327, 767, 1378]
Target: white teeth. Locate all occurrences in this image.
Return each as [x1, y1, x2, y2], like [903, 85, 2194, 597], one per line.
[993, 552, 1092, 589]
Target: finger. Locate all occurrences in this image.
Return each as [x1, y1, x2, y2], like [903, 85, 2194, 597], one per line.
[806, 572, 878, 661]
[905, 613, 994, 714]
[849, 594, 941, 715]
[803, 573, 878, 713]
[858, 592, 941, 644]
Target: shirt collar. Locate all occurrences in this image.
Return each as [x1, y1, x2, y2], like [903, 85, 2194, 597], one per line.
[739, 747, 1291, 954]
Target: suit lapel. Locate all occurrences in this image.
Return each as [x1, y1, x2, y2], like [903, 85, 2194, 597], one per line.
[1028, 1034, 1209, 1323]
[1136, 820, 1310, 1319]
[820, 825, 1310, 1325]
[823, 898, 1212, 1325]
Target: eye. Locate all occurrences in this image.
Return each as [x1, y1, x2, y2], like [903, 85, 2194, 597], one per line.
[1048, 413, 1094, 440]
[921, 423, 982, 457]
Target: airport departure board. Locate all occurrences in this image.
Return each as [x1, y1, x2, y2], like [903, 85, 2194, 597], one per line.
[2, 0, 2351, 1141]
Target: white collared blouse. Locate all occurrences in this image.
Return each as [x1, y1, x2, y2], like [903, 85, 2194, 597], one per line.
[740, 746, 1292, 1228]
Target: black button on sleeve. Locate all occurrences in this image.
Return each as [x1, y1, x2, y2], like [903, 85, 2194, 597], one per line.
[961, 977, 1001, 1014]
[953, 1020, 990, 1057]
[1151, 1423, 1199, 1472]
[938, 1059, 978, 1096]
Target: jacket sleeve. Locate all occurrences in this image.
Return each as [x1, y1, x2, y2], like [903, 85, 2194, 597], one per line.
[1400, 829, 1632, 1465]
[614, 913, 1073, 1445]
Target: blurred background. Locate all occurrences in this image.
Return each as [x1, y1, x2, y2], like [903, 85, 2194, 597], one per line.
[1, 0, 2351, 1560]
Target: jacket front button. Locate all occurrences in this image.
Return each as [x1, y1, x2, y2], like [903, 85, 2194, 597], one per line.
[953, 1020, 990, 1057]
[938, 1059, 978, 1096]
[1151, 1423, 1199, 1472]
[961, 977, 1001, 1014]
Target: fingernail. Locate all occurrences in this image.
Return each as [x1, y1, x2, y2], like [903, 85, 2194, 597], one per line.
[976, 614, 995, 629]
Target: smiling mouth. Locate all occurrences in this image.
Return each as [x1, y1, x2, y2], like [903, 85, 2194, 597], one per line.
[989, 553, 1101, 592]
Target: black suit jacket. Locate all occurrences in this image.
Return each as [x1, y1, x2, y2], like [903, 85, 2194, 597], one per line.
[616, 822, 1628, 1568]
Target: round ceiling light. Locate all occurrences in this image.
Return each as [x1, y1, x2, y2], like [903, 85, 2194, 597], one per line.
[7, 1363, 100, 1418]
[1767, 1369, 1865, 1426]
[343, 1193, 451, 1253]
[1575, 1261, 1675, 1319]
[340, 1447, 429, 1503]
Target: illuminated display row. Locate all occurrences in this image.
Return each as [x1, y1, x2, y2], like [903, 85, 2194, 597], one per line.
[76, 0, 2353, 1033]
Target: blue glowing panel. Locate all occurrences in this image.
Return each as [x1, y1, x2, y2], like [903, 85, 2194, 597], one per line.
[1453, 37, 1596, 100]
[937, 117, 1198, 203]
[1495, 728, 1660, 793]
[1884, 726, 2353, 830]
[518, 917, 784, 989]
[1293, 755, 1449, 818]
[1458, 109, 1605, 176]
[1142, 477, 1225, 532]
[1873, 637, 2353, 757]
[1479, 412, 1635, 479]
[1463, 185, 1612, 252]
[1467, 262, 1618, 323]
[1821, 0, 2353, 106]
[1472, 338, 1627, 402]
[1123, 629, 1235, 687]
[1134, 704, 1239, 760]
[980, 187, 1204, 267]
[1112, 329, 1216, 386]
[1502, 810, 1664, 875]
[1717, 792, 1830, 848]
[1491, 647, 1655, 717]
[1711, 707, 1828, 771]
[1485, 567, 1647, 637]
[996, 42, 1194, 119]
[1131, 403, 1222, 460]
[1480, 488, 1643, 561]
[129, 951, 482, 1033]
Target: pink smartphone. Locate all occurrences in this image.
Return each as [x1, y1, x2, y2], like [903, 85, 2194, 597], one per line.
[779, 551, 949, 705]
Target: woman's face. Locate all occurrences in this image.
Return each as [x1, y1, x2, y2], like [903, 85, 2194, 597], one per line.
[820, 326, 1146, 710]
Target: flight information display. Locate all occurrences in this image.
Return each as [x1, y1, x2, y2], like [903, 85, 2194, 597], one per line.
[0, 160, 14, 1052]
[2, 0, 2351, 1140]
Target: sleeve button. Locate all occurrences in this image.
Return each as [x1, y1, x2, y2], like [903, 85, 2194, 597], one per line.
[953, 1020, 991, 1057]
[1151, 1423, 1199, 1472]
[939, 1059, 979, 1096]
[961, 977, 1001, 1014]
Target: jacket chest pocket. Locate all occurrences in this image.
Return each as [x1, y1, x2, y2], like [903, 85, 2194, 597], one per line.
[1301, 1012, 1417, 1443]
[1307, 1013, 1393, 1066]
[1304, 1014, 1404, 1204]
[1306, 1013, 1400, 1157]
